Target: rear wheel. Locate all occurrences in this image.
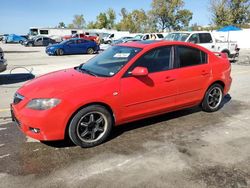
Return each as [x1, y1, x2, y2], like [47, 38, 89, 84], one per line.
[56, 48, 64, 56]
[201, 84, 224, 112]
[87, 48, 94, 54]
[68, 105, 113, 148]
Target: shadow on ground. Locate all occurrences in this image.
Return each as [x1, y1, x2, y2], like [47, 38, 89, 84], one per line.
[4, 51, 40, 53]
[0, 73, 35, 85]
[43, 95, 232, 148]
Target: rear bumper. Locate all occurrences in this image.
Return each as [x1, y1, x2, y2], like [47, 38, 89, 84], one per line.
[224, 76, 232, 95]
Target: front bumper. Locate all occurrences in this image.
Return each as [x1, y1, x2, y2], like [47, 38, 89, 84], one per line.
[11, 100, 68, 141]
[0, 59, 7, 72]
[46, 48, 55, 55]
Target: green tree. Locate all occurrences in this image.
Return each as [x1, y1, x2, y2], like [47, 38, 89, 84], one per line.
[150, 0, 193, 31]
[95, 12, 108, 29]
[87, 21, 97, 29]
[87, 9, 116, 29]
[116, 8, 157, 33]
[58, 22, 66, 28]
[72, 14, 85, 29]
[210, 0, 250, 27]
[107, 8, 116, 29]
[67, 24, 75, 29]
[210, 0, 233, 26]
[229, 0, 250, 25]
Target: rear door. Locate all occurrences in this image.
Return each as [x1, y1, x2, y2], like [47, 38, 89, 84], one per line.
[76, 39, 88, 54]
[64, 40, 78, 54]
[174, 45, 211, 107]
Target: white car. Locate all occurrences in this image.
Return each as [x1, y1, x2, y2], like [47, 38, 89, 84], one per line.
[134, 33, 164, 41]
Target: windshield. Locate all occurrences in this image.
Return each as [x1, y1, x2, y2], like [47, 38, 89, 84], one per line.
[164, 33, 190, 41]
[79, 46, 142, 77]
[112, 39, 124, 45]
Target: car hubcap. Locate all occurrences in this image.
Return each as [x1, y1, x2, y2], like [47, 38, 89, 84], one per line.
[88, 49, 93, 54]
[207, 87, 223, 109]
[76, 112, 107, 143]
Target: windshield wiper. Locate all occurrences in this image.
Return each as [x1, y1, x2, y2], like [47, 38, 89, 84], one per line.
[78, 67, 98, 77]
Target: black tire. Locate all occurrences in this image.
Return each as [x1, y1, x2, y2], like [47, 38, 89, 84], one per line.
[68, 105, 113, 148]
[56, 48, 64, 56]
[201, 84, 224, 112]
[28, 43, 33, 47]
[87, 48, 94, 54]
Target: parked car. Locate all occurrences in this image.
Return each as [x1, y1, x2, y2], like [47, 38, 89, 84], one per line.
[100, 38, 141, 51]
[0, 47, 7, 72]
[23, 36, 56, 47]
[134, 33, 164, 41]
[63, 33, 97, 41]
[102, 33, 131, 44]
[164, 31, 239, 58]
[46, 38, 99, 55]
[11, 41, 232, 147]
[3, 34, 27, 44]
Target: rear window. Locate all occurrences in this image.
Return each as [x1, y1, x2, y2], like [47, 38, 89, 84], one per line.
[40, 30, 49, 35]
[177, 46, 207, 68]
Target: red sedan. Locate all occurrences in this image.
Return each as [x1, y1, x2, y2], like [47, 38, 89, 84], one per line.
[11, 41, 232, 147]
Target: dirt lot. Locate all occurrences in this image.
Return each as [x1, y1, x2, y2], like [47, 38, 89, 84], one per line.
[0, 43, 250, 188]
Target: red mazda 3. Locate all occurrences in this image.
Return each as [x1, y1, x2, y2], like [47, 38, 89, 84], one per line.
[11, 41, 232, 147]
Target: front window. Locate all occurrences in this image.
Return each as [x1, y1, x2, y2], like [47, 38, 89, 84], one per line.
[79, 46, 142, 77]
[165, 33, 190, 41]
[29, 29, 38, 36]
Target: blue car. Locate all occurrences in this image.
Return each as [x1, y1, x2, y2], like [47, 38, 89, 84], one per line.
[5, 34, 27, 44]
[46, 38, 99, 56]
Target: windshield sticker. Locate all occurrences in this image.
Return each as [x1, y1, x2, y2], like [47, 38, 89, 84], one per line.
[109, 72, 115, 76]
[113, 53, 130, 58]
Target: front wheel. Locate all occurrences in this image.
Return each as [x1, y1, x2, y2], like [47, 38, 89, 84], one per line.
[56, 48, 64, 56]
[201, 84, 224, 112]
[68, 105, 113, 148]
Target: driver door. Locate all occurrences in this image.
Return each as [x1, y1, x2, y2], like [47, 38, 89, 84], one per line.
[119, 46, 178, 122]
[34, 37, 43, 46]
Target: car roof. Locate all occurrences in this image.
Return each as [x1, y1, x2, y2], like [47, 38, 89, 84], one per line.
[118, 40, 212, 54]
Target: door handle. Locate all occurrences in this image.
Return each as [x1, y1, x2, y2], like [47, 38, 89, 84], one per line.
[201, 70, 209, 76]
[165, 76, 176, 82]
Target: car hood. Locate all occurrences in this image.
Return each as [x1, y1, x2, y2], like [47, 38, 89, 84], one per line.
[18, 68, 107, 99]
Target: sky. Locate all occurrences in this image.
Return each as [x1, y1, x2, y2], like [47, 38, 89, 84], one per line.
[0, 0, 211, 34]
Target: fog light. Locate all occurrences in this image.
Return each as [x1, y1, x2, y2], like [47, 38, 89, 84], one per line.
[29, 127, 40, 133]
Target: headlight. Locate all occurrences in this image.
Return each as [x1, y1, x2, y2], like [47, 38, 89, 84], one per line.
[26, 98, 61, 110]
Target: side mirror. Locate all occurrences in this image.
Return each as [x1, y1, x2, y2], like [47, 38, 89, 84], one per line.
[131, 67, 148, 77]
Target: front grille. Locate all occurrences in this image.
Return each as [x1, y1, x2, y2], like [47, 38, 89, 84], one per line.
[13, 93, 24, 104]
